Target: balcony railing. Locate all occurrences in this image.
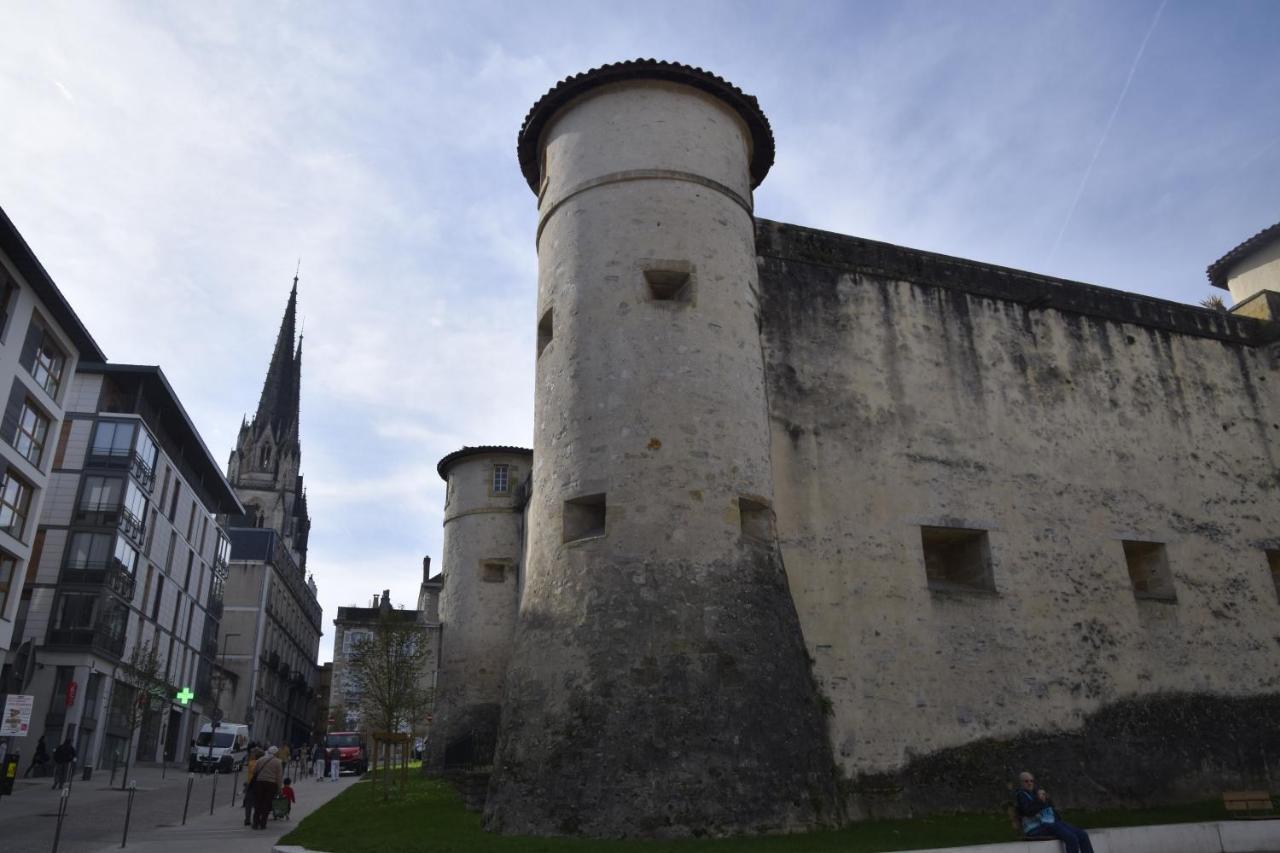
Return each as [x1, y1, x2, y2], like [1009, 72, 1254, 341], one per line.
[85, 449, 156, 492]
[59, 560, 137, 600]
[74, 505, 146, 546]
[47, 624, 126, 657]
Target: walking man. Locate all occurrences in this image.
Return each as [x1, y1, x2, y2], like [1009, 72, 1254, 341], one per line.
[23, 736, 49, 778]
[51, 737, 76, 789]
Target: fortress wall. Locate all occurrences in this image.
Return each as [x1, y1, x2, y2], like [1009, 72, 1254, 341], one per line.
[758, 220, 1280, 813]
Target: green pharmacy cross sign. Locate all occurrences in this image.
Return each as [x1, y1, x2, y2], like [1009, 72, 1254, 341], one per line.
[175, 687, 194, 706]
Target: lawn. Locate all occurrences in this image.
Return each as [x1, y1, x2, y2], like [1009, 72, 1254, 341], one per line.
[279, 774, 1230, 853]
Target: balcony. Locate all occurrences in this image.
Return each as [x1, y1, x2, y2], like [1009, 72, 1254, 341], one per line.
[85, 449, 156, 492]
[74, 505, 146, 546]
[59, 560, 137, 600]
[46, 624, 126, 657]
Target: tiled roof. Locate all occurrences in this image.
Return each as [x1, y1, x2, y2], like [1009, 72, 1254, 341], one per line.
[1207, 220, 1280, 289]
[437, 445, 532, 480]
[516, 58, 774, 194]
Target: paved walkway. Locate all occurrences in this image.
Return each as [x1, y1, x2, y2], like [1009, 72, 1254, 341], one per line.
[0, 761, 358, 853]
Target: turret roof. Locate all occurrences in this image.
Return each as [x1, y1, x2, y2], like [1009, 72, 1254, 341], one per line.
[437, 445, 532, 480]
[1207, 220, 1280, 289]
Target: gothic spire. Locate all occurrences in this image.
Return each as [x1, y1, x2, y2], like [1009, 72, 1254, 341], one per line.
[252, 274, 300, 439]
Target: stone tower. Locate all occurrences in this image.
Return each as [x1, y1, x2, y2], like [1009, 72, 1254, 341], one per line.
[227, 275, 311, 569]
[428, 446, 529, 770]
[485, 60, 840, 838]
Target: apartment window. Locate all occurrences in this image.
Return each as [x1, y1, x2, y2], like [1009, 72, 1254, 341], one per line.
[123, 480, 147, 524]
[11, 399, 50, 467]
[1123, 540, 1176, 602]
[66, 531, 114, 569]
[168, 482, 180, 522]
[134, 428, 158, 476]
[186, 500, 196, 540]
[80, 475, 123, 513]
[19, 320, 66, 398]
[563, 493, 607, 543]
[922, 526, 995, 593]
[152, 575, 165, 621]
[0, 278, 16, 341]
[1269, 551, 1280, 602]
[0, 469, 33, 540]
[199, 517, 208, 553]
[165, 534, 176, 573]
[0, 550, 16, 613]
[91, 421, 136, 462]
[492, 464, 510, 495]
[113, 538, 139, 576]
[185, 550, 194, 588]
[55, 592, 97, 629]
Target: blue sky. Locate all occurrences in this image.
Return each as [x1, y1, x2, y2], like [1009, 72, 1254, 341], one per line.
[1, 1, 1277, 662]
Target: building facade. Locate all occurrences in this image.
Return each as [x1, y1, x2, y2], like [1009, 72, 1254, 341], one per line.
[218, 277, 322, 749]
[430, 60, 1280, 839]
[0, 206, 104, 687]
[14, 364, 239, 768]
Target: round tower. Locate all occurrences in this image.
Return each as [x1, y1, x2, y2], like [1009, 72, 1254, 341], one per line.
[428, 446, 530, 771]
[486, 60, 839, 838]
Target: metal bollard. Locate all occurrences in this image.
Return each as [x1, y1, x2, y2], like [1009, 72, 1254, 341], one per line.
[50, 784, 70, 853]
[181, 773, 194, 825]
[231, 768, 240, 806]
[209, 771, 218, 815]
[120, 780, 137, 847]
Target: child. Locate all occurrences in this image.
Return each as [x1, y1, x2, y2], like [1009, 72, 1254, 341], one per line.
[272, 777, 296, 820]
[281, 778, 296, 806]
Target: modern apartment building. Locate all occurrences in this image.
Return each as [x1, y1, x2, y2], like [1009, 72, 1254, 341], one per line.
[0, 206, 104, 686]
[14, 364, 241, 767]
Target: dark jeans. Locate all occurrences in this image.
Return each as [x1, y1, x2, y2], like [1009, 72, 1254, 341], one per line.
[243, 781, 256, 823]
[252, 781, 278, 828]
[1029, 820, 1094, 853]
[52, 762, 71, 788]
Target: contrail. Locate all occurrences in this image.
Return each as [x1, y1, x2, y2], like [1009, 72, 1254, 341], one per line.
[1046, 0, 1168, 267]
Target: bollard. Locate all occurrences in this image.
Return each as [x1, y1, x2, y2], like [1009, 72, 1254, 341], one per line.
[50, 784, 70, 853]
[209, 771, 218, 815]
[120, 780, 137, 848]
[181, 773, 194, 825]
[231, 768, 240, 806]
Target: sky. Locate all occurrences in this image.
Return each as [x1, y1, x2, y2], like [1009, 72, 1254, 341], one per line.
[1, 1, 1277, 663]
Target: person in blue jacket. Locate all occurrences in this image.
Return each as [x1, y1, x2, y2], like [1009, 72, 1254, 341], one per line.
[1016, 771, 1094, 853]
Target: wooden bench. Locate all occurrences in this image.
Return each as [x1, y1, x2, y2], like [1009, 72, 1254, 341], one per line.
[1224, 790, 1275, 819]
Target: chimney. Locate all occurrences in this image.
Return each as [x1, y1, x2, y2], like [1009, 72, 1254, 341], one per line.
[423, 555, 432, 581]
[379, 589, 392, 615]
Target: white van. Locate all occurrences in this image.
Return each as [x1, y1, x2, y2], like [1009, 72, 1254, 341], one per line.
[189, 722, 249, 773]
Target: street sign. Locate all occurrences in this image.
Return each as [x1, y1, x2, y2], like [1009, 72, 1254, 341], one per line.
[0, 694, 34, 736]
[176, 687, 195, 706]
[211, 707, 223, 724]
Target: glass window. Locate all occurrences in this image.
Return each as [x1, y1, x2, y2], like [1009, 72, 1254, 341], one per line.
[12, 400, 50, 466]
[27, 327, 66, 398]
[113, 538, 139, 575]
[91, 421, 136, 458]
[123, 480, 147, 521]
[66, 531, 113, 569]
[134, 427, 158, 471]
[80, 476, 123, 511]
[56, 592, 98, 629]
[0, 551, 15, 613]
[492, 464, 510, 494]
[0, 470, 32, 539]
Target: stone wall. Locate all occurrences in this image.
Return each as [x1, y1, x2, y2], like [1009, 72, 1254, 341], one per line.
[757, 219, 1280, 816]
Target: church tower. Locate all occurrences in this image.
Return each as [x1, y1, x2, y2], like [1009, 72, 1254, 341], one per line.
[227, 275, 311, 570]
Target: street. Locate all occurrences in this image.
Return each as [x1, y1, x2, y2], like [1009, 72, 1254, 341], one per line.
[0, 761, 357, 853]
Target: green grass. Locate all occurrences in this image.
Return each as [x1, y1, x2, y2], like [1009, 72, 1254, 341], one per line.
[280, 774, 1233, 853]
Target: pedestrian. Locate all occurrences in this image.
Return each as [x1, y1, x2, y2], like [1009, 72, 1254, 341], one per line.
[310, 742, 325, 780]
[243, 748, 261, 826]
[328, 746, 340, 782]
[1015, 771, 1095, 853]
[51, 737, 76, 789]
[23, 736, 49, 778]
[251, 746, 284, 829]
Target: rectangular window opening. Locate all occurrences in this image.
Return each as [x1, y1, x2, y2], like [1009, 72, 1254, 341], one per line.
[739, 497, 774, 542]
[1269, 550, 1280, 603]
[922, 526, 995, 594]
[537, 308, 553, 358]
[643, 268, 692, 302]
[481, 561, 507, 583]
[1123, 540, 1176, 602]
[563, 493, 606, 543]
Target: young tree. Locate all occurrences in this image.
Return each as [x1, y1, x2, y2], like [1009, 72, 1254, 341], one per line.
[348, 612, 431, 736]
[116, 640, 175, 789]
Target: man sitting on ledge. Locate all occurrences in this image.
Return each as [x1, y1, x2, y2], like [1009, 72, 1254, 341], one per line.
[1016, 771, 1095, 853]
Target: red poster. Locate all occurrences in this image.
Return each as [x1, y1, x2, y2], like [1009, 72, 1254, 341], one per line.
[65, 680, 77, 708]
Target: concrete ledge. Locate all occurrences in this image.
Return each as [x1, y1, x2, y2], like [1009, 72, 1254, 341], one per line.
[896, 819, 1280, 853]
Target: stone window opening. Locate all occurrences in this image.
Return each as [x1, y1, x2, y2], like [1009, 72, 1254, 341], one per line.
[1123, 540, 1177, 602]
[738, 496, 774, 542]
[492, 464, 510, 495]
[642, 262, 694, 304]
[537, 308, 553, 358]
[921, 526, 995, 594]
[563, 493, 606, 543]
[481, 560, 508, 583]
[1265, 550, 1280, 602]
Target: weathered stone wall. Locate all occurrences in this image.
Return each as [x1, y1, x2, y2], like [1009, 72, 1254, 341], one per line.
[429, 450, 527, 770]
[757, 219, 1280, 815]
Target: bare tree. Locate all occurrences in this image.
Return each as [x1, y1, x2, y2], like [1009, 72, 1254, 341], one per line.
[116, 640, 175, 789]
[348, 612, 431, 735]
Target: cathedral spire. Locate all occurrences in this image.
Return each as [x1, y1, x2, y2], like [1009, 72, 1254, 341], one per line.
[252, 274, 300, 439]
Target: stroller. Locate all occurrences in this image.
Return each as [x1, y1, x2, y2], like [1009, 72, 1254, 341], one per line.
[271, 793, 291, 820]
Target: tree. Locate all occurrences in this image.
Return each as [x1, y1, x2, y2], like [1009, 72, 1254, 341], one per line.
[116, 640, 175, 789]
[1200, 294, 1228, 312]
[348, 612, 431, 736]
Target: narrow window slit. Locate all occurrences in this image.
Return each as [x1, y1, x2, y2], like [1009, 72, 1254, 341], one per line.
[563, 493, 606, 543]
[739, 497, 773, 542]
[537, 308, 553, 357]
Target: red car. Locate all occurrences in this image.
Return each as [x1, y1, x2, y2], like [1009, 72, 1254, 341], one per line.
[324, 732, 366, 775]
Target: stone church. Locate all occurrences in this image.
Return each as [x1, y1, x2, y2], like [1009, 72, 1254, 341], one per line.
[428, 59, 1280, 839]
